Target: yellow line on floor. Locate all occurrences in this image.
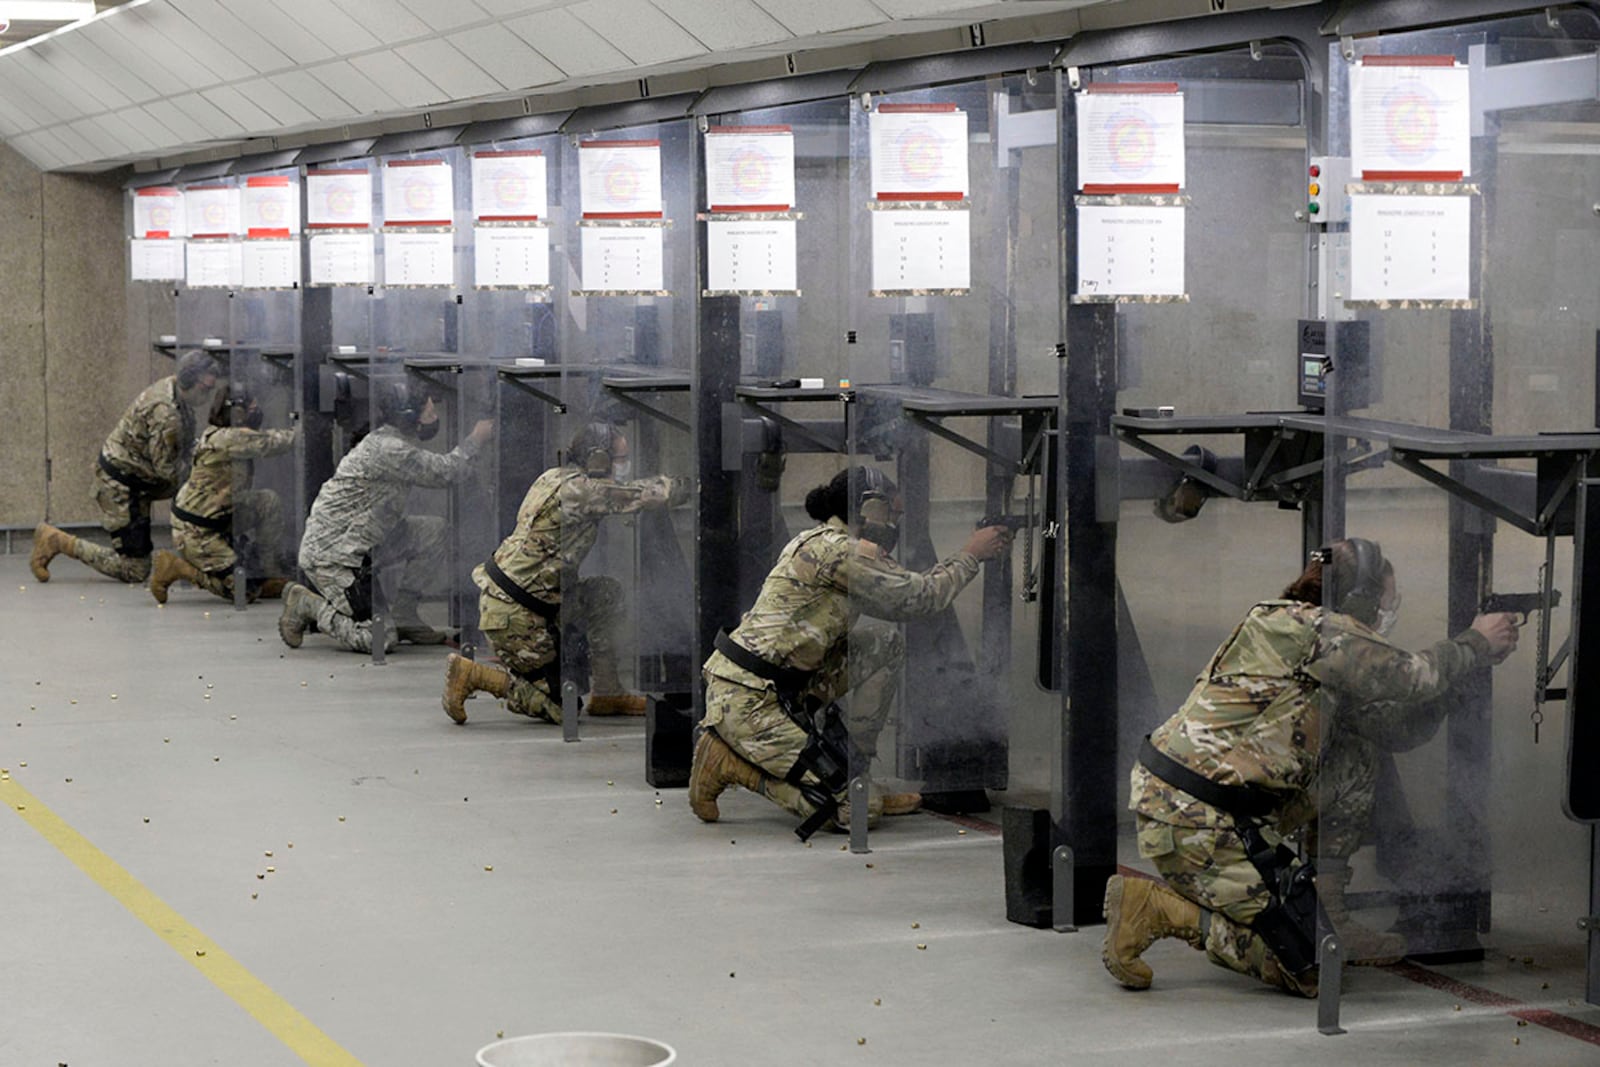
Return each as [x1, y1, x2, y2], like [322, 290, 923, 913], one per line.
[1, 774, 364, 1067]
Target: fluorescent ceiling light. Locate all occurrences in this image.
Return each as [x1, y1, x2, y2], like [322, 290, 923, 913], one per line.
[0, 0, 144, 56]
[0, 2, 96, 19]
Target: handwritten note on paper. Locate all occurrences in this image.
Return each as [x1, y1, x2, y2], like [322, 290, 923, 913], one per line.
[870, 210, 970, 292]
[1076, 205, 1185, 298]
[1349, 194, 1470, 301]
[474, 226, 551, 288]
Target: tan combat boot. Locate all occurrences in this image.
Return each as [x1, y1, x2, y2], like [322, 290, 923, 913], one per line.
[149, 550, 202, 604]
[688, 730, 767, 822]
[278, 583, 320, 649]
[30, 523, 77, 582]
[881, 792, 922, 816]
[585, 653, 647, 716]
[441, 653, 512, 724]
[1102, 874, 1205, 990]
[1318, 865, 1407, 966]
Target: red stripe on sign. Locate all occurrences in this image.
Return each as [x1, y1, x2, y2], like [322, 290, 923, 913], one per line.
[1085, 82, 1180, 94]
[878, 102, 958, 113]
[475, 150, 542, 158]
[143, 230, 171, 239]
[247, 176, 291, 187]
[707, 125, 791, 134]
[137, 187, 179, 196]
[477, 214, 539, 222]
[1082, 183, 1182, 195]
[384, 220, 452, 227]
[1360, 170, 1464, 182]
[307, 168, 367, 176]
[875, 191, 965, 201]
[247, 228, 291, 238]
[1387, 961, 1600, 1048]
[1362, 54, 1458, 67]
[387, 159, 445, 167]
[581, 139, 660, 148]
[709, 204, 789, 213]
[582, 211, 663, 220]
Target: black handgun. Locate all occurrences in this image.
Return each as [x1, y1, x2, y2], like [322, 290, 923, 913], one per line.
[976, 515, 1031, 532]
[1481, 589, 1561, 621]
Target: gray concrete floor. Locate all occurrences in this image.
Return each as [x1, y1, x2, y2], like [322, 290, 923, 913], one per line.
[4, 553, 1599, 1066]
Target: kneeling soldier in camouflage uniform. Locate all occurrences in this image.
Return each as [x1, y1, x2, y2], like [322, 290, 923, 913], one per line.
[442, 421, 688, 725]
[279, 382, 493, 654]
[690, 466, 1012, 837]
[33, 350, 220, 585]
[150, 387, 299, 605]
[1103, 538, 1520, 997]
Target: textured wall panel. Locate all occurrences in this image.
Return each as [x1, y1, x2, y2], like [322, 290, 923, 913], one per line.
[444, 25, 563, 91]
[0, 142, 46, 526]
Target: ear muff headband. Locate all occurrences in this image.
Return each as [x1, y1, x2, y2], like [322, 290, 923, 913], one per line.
[1319, 537, 1386, 620]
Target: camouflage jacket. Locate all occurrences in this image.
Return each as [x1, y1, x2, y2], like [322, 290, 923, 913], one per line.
[473, 464, 685, 619]
[174, 424, 298, 522]
[704, 516, 981, 687]
[1131, 599, 1491, 829]
[299, 424, 482, 571]
[100, 375, 197, 497]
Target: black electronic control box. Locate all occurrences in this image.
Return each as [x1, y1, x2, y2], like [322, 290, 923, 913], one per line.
[1297, 319, 1373, 412]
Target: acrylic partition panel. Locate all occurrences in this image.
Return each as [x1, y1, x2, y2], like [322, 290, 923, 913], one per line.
[845, 71, 1061, 853]
[557, 117, 697, 739]
[1317, 10, 1600, 1024]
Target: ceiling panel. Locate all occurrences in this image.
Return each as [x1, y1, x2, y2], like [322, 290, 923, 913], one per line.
[51, 33, 160, 106]
[12, 50, 111, 118]
[0, 60, 76, 126]
[266, 0, 383, 56]
[229, 1, 336, 65]
[10, 130, 60, 169]
[568, 1, 706, 66]
[349, 50, 446, 109]
[231, 76, 317, 128]
[75, 20, 190, 98]
[71, 116, 134, 157]
[505, 8, 630, 77]
[169, 91, 248, 139]
[201, 84, 282, 133]
[0, 105, 26, 137]
[395, 0, 491, 33]
[28, 42, 135, 113]
[874, 0, 989, 16]
[649, 0, 790, 51]
[443, 24, 563, 92]
[307, 60, 403, 116]
[112, 8, 235, 92]
[46, 121, 102, 163]
[270, 69, 363, 122]
[752, 0, 888, 36]
[115, 105, 184, 148]
[325, 0, 431, 46]
[0, 67, 60, 132]
[473, 0, 570, 14]
[395, 39, 501, 101]
[132, 2, 251, 81]
[166, 0, 295, 74]
[142, 98, 214, 144]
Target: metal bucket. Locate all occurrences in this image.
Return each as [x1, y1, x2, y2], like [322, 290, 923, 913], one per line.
[475, 1032, 677, 1066]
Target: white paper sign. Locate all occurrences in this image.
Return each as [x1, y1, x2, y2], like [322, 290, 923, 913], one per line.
[869, 108, 968, 200]
[244, 175, 300, 236]
[473, 151, 547, 221]
[580, 226, 664, 291]
[580, 141, 663, 217]
[1076, 90, 1185, 190]
[241, 240, 300, 289]
[306, 169, 373, 228]
[474, 226, 550, 288]
[1076, 205, 1186, 298]
[184, 186, 240, 237]
[130, 238, 185, 281]
[383, 159, 454, 226]
[705, 127, 796, 210]
[309, 232, 376, 285]
[1351, 61, 1470, 178]
[870, 210, 970, 291]
[1349, 194, 1471, 301]
[185, 241, 243, 288]
[707, 218, 797, 292]
[133, 187, 184, 237]
[384, 230, 454, 286]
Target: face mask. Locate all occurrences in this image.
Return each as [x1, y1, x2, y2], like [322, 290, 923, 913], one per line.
[415, 418, 440, 442]
[1375, 590, 1401, 636]
[611, 459, 632, 481]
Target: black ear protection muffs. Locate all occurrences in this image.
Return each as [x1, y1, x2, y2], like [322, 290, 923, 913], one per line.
[569, 421, 618, 477]
[1315, 537, 1387, 623]
[854, 466, 900, 553]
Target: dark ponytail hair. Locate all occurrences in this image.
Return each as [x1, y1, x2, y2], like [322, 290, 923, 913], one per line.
[805, 468, 852, 523]
[1282, 538, 1391, 623]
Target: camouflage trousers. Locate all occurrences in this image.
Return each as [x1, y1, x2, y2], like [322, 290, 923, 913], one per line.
[1134, 731, 1381, 998]
[702, 623, 903, 820]
[479, 575, 623, 725]
[300, 515, 448, 654]
[173, 488, 286, 601]
[72, 468, 160, 583]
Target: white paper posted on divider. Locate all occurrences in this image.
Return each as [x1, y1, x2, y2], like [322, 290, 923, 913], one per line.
[1076, 204, 1185, 298]
[1349, 194, 1470, 301]
[475, 227, 550, 288]
[870, 210, 970, 291]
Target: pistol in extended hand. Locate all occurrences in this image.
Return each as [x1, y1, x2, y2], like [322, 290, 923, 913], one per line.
[976, 514, 1031, 532]
[1481, 589, 1561, 621]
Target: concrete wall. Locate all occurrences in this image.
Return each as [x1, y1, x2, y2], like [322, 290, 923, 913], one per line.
[0, 140, 132, 530]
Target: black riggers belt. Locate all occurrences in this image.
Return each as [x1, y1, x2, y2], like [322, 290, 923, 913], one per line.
[171, 503, 233, 534]
[484, 557, 567, 693]
[1138, 735, 1320, 976]
[713, 630, 849, 841]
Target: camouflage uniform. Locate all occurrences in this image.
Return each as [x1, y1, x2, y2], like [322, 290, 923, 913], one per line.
[473, 464, 686, 723]
[297, 424, 483, 653]
[171, 423, 298, 600]
[78, 376, 200, 583]
[1130, 599, 1491, 995]
[702, 516, 981, 820]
